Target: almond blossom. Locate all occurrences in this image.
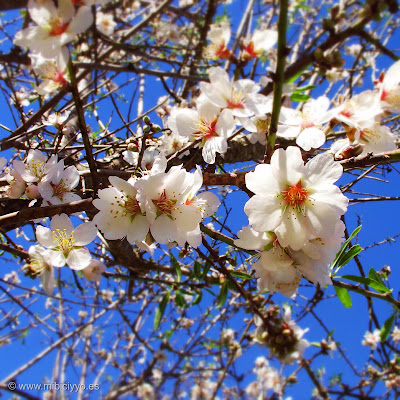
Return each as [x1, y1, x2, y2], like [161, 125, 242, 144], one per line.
[24, 245, 55, 295]
[241, 29, 277, 60]
[6, 170, 26, 199]
[379, 60, 400, 113]
[36, 214, 97, 270]
[244, 146, 348, 251]
[167, 96, 235, 164]
[333, 91, 382, 135]
[199, 67, 270, 118]
[234, 222, 343, 296]
[362, 329, 381, 350]
[205, 22, 231, 60]
[38, 160, 81, 205]
[93, 176, 150, 244]
[331, 122, 397, 157]
[14, 0, 93, 57]
[137, 165, 219, 245]
[82, 259, 106, 282]
[278, 96, 332, 151]
[13, 149, 57, 183]
[31, 47, 70, 95]
[96, 12, 117, 36]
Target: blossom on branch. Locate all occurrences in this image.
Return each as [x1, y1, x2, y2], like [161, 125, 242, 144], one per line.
[14, 0, 93, 57]
[36, 214, 97, 270]
[244, 146, 348, 251]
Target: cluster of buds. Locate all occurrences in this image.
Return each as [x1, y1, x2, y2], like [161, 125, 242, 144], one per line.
[254, 305, 309, 363]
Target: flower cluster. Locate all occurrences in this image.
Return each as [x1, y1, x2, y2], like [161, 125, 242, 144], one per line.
[6, 149, 81, 205]
[235, 146, 348, 296]
[168, 67, 271, 164]
[93, 154, 219, 249]
[329, 61, 400, 159]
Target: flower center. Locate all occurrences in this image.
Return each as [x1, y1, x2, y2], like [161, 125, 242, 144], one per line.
[27, 160, 46, 179]
[52, 228, 75, 253]
[153, 190, 177, 217]
[123, 196, 141, 216]
[49, 18, 69, 36]
[281, 181, 309, 209]
[194, 118, 218, 139]
[226, 89, 245, 110]
[242, 41, 258, 58]
[51, 181, 68, 200]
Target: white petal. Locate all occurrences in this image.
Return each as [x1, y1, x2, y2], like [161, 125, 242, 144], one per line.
[244, 195, 282, 232]
[67, 248, 92, 270]
[296, 127, 326, 151]
[74, 222, 97, 246]
[304, 152, 343, 186]
[50, 213, 74, 235]
[271, 146, 304, 185]
[245, 164, 280, 196]
[36, 226, 55, 248]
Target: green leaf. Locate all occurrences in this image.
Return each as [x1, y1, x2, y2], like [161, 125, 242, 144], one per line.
[334, 286, 352, 308]
[154, 291, 170, 331]
[202, 261, 211, 280]
[170, 254, 182, 282]
[193, 261, 201, 278]
[290, 93, 311, 102]
[216, 280, 228, 308]
[337, 245, 362, 267]
[192, 291, 202, 305]
[296, 84, 316, 91]
[175, 292, 186, 308]
[341, 275, 391, 293]
[331, 225, 362, 271]
[230, 271, 253, 280]
[381, 312, 397, 342]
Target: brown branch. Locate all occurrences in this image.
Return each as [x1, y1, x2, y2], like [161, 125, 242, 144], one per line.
[0, 199, 95, 229]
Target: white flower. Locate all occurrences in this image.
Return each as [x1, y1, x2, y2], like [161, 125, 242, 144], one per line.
[356, 122, 397, 154]
[244, 146, 348, 251]
[137, 165, 218, 245]
[235, 221, 343, 296]
[362, 329, 381, 350]
[199, 67, 270, 118]
[6, 170, 26, 199]
[123, 148, 160, 170]
[380, 60, 400, 113]
[159, 131, 189, 156]
[93, 176, 150, 244]
[43, 111, 70, 129]
[281, 305, 309, 364]
[96, 12, 117, 36]
[14, 0, 93, 56]
[167, 98, 235, 164]
[205, 21, 231, 59]
[13, 149, 57, 183]
[136, 383, 155, 400]
[392, 326, 400, 343]
[241, 29, 277, 59]
[333, 91, 382, 134]
[278, 97, 332, 150]
[38, 160, 81, 205]
[25, 245, 55, 295]
[31, 47, 70, 95]
[36, 214, 97, 270]
[81, 259, 106, 282]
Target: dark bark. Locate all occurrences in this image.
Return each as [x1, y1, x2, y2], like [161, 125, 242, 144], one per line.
[0, 0, 27, 11]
